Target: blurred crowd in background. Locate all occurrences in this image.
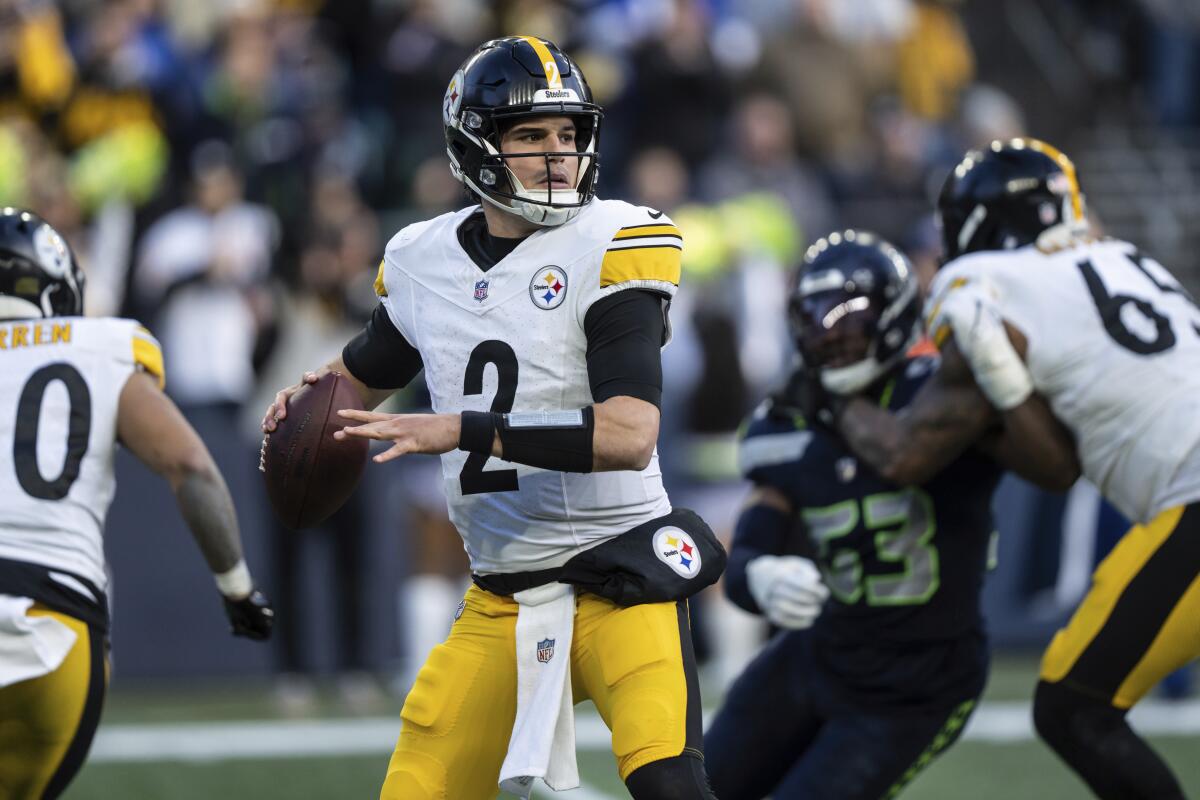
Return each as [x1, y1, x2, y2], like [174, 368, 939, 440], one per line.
[4, 0, 1198, 708]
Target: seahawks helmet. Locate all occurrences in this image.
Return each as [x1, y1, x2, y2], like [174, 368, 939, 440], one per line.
[938, 137, 1088, 262]
[443, 36, 602, 227]
[789, 230, 920, 394]
[0, 208, 84, 320]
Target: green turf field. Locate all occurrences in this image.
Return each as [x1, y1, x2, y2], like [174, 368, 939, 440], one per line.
[63, 655, 1200, 799]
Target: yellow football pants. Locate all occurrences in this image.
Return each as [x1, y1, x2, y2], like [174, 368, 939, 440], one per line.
[380, 586, 702, 799]
[1041, 503, 1200, 708]
[0, 604, 108, 799]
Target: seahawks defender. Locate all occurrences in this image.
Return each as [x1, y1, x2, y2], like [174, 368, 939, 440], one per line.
[263, 37, 715, 800]
[706, 232, 1030, 799]
[0, 209, 273, 799]
[836, 139, 1200, 799]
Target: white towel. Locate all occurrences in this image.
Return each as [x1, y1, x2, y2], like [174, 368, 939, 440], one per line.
[0, 594, 77, 688]
[499, 582, 579, 798]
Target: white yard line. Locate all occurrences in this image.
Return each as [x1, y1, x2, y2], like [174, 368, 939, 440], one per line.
[87, 698, 1200, 765]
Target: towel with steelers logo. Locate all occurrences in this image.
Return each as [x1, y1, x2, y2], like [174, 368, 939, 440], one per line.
[558, 508, 726, 606]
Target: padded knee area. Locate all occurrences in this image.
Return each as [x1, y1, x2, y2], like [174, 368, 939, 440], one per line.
[1032, 679, 1119, 751]
[625, 754, 717, 800]
[1033, 680, 1185, 800]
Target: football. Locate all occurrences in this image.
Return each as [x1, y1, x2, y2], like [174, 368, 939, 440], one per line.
[260, 372, 369, 530]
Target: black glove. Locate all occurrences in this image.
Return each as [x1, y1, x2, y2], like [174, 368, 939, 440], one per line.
[223, 589, 275, 640]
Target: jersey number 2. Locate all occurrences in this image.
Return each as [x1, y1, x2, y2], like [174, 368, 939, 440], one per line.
[14, 363, 92, 500]
[460, 340, 519, 495]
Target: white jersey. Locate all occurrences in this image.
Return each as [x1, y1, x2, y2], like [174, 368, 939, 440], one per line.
[0, 316, 165, 591]
[377, 200, 678, 573]
[929, 238, 1200, 523]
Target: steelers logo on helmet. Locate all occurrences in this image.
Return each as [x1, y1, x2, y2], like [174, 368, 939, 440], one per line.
[529, 265, 568, 309]
[653, 526, 702, 579]
[33, 223, 70, 278]
[443, 69, 465, 128]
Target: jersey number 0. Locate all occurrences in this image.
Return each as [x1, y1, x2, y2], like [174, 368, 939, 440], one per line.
[14, 363, 92, 500]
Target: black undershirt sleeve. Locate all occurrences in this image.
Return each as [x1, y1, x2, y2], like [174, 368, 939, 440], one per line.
[341, 304, 424, 390]
[584, 289, 667, 408]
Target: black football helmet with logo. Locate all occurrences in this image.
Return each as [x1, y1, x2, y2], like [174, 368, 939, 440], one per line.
[789, 230, 921, 394]
[443, 36, 602, 227]
[937, 137, 1088, 262]
[0, 208, 84, 320]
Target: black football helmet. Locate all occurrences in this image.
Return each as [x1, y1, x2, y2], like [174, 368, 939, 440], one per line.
[443, 36, 602, 227]
[937, 137, 1088, 262]
[0, 208, 84, 320]
[789, 230, 920, 394]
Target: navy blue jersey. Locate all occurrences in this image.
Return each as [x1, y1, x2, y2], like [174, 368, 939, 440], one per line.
[739, 357, 1002, 649]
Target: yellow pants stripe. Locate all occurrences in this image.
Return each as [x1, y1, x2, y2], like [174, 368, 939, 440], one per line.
[1041, 504, 1200, 708]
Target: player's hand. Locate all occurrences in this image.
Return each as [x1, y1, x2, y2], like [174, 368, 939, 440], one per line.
[223, 589, 275, 640]
[262, 372, 321, 433]
[745, 555, 829, 629]
[926, 282, 1033, 410]
[334, 410, 460, 463]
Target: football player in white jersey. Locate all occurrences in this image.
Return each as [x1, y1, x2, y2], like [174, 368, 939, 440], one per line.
[824, 139, 1198, 800]
[263, 36, 717, 800]
[0, 209, 274, 799]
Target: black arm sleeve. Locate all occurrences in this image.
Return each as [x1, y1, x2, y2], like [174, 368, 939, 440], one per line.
[341, 304, 424, 390]
[583, 289, 667, 407]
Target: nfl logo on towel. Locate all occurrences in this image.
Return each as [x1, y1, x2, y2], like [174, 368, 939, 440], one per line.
[536, 637, 555, 663]
[474, 278, 490, 302]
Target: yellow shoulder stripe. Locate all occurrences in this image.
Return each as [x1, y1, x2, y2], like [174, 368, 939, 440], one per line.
[601, 245, 682, 288]
[374, 259, 387, 297]
[132, 332, 165, 389]
[613, 224, 682, 241]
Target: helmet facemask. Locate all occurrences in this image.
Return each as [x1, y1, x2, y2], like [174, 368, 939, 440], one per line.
[448, 107, 600, 227]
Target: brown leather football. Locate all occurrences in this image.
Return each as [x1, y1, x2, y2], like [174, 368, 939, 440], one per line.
[260, 372, 368, 529]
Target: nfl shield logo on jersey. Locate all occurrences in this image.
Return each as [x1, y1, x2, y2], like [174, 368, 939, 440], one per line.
[536, 637, 555, 663]
[653, 526, 702, 579]
[473, 279, 490, 302]
[530, 266, 568, 309]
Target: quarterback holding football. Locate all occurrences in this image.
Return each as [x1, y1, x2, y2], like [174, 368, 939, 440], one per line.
[263, 36, 720, 800]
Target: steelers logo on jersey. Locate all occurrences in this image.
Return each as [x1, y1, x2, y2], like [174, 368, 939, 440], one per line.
[529, 266, 568, 310]
[653, 526, 702, 579]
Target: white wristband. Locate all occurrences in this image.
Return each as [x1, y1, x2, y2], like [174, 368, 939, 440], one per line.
[214, 559, 254, 599]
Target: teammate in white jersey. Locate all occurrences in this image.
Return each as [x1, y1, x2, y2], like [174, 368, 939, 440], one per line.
[0, 209, 274, 799]
[827, 139, 1197, 799]
[263, 36, 717, 800]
